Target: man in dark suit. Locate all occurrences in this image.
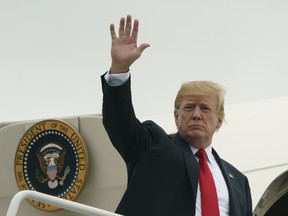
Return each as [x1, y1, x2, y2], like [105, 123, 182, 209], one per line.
[101, 14, 252, 216]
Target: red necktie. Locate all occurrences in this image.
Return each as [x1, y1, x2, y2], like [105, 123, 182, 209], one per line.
[196, 149, 220, 216]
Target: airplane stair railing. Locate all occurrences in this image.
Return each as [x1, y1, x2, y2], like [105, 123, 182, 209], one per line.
[6, 190, 123, 216]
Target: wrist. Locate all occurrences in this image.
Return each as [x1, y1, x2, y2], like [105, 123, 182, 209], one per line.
[110, 64, 129, 74]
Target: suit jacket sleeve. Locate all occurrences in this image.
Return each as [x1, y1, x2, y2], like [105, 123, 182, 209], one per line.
[101, 74, 160, 179]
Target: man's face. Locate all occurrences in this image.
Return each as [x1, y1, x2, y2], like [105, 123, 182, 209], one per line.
[174, 95, 222, 149]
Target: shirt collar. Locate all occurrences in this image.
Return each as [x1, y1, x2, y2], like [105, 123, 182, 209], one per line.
[190, 145, 213, 164]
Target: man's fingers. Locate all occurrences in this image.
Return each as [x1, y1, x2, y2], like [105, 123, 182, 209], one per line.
[110, 24, 116, 40]
[111, 15, 144, 45]
[119, 17, 125, 36]
[124, 15, 132, 36]
[138, 43, 150, 54]
[131, 18, 139, 41]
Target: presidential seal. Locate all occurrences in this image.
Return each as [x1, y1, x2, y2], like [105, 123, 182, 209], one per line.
[14, 119, 89, 211]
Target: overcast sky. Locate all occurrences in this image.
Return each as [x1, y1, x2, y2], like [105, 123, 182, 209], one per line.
[1, 0, 288, 123]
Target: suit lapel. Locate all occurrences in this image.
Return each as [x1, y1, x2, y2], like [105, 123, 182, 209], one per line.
[212, 149, 241, 216]
[173, 134, 199, 203]
[182, 150, 199, 204]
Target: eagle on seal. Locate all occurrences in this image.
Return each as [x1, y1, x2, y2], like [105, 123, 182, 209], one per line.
[36, 143, 67, 189]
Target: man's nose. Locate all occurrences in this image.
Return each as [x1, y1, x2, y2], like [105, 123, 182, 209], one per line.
[192, 107, 202, 120]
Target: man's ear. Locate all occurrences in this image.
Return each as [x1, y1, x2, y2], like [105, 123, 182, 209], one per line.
[216, 118, 223, 129]
[174, 110, 179, 127]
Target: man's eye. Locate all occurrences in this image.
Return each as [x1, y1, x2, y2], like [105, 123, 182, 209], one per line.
[184, 106, 193, 111]
[202, 106, 211, 112]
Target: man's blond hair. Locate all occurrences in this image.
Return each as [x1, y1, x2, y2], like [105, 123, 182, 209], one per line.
[174, 81, 226, 120]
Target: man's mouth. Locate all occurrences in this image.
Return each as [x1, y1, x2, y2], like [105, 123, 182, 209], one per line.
[190, 125, 204, 130]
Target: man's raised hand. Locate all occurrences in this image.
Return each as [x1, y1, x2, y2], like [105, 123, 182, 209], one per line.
[110, 15, 150, 74]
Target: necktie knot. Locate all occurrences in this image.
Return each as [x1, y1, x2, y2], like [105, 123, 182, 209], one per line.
[196, 149, 207, 161]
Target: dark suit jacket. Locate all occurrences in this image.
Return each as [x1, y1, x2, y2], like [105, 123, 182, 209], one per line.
[101, 74, 252, 216]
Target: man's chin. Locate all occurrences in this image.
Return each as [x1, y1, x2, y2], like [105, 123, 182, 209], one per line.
[189, 129, 204, 135]
[187, 132, 204, 140]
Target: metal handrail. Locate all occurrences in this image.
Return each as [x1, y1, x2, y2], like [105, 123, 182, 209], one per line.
[6, 190, 123, 216]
